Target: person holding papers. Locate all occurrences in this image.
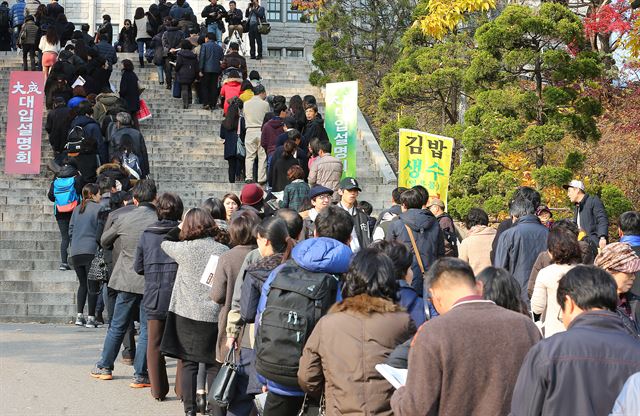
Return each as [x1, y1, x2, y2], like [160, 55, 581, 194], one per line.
[298, 248, 415, 415]
[160, 208, 230, 416]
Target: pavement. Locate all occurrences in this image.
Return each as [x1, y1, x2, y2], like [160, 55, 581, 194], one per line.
[0, 323, 184, 416]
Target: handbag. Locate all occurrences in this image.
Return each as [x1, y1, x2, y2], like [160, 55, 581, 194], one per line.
[236, 117, 246, 157]
[136, 99, 152, 121]
[297, 393, 325, 416]
[208, 349, 238, 407]
[87, 248, 109, 284]
[258, 19, 271, 35]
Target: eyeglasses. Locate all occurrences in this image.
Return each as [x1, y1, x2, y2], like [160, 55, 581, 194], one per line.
[314, 195, 331, 201]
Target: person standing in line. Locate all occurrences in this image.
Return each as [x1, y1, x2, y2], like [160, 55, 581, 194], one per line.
[281, 165, 310, 212]
[161, 18, 184, 91]
[222, 193, 241, 222]
[245, 0, 264, 60]
[457, 208, 496, 275]
[243, 84, 270, 183]
[160, 208, 230, 416]
[17, 15, 38, 70]
[134, 7, 153, 68]
[307, 140, 342, 198]
[300, 185, 333, 240]
[391, 258, 541, 416]
[198, 31, 224, 111]
[510, 265, 640, 416]
[9, 0, 26, 51]
[68, 184, 104, 328]
[119, 59, 141, 125]
[220, 97, 246, 183]
[39, 26, 60, 77]
[564, 179, 609, 251]
[427, 198, 458, 257]
[134, 193, 184, 401]
[336, 177, 371, 253]
[618, 211, 640, 300]
[175, 39, 199, 109]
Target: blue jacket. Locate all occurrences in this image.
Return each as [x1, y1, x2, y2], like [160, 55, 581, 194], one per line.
[71, 115, 108, 165]
[256, 237, 353, 396]
[169, 1, 194, 21]
[96, 40, 117, 65]
[199, 40, 224, 73]
[493, 214, 549, 304]
[10, 0, 25, 27]
[397, 281, 426, 327]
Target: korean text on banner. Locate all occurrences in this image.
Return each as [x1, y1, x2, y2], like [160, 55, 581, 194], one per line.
[4, 71, 45, 175]
[398, 129, 454, 207]
[325, 81, 358, 178]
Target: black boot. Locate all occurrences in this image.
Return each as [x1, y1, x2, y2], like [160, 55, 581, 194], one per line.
[139, 57, 144, 68]
[196, 393, 206, 414]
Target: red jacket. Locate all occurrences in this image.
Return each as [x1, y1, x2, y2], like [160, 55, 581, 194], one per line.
[219, 79, 242, 114]
[260, 117, 284, 156]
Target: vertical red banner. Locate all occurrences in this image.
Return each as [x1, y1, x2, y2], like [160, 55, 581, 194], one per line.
[4, 71, 45, 175]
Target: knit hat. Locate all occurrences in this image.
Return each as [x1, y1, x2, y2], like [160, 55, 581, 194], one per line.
[240, 183, 264, 206]
[594, 242, 640, 273]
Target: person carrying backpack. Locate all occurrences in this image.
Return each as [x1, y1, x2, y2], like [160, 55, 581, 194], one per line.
[93, 92, 129, 135]
[47, 159, 83, 271]
[427, 198, 459, 257]
[116, 135, 143, 181]
[250, 205, 353, 414]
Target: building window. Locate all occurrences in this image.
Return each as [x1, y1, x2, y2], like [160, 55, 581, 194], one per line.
[268, 48, 283, 57]
[286, 48, 304, 58]
[286, 0, 303, 22]
[267, 0, 281, 21]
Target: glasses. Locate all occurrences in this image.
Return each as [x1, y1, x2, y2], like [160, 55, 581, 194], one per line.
[315, 195, 331, 201]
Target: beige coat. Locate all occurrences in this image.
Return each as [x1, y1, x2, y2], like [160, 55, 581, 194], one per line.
[458, 225, 496, 275]
[298, 295, 415, 416]
[308, 154, 343, 196]
[531, 263, 576, 338]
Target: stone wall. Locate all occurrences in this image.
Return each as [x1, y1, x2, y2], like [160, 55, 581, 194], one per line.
[264, 22, 319, 60]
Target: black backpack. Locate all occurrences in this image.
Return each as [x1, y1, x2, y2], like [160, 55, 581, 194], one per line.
[66, 126, 87, 153]
[255, 260, 339, 387]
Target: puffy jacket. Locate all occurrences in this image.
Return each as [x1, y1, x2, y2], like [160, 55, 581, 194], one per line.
[493, 214, 549, 304]
[574, 193, 609, 249]
[10, 0, 25, 27]
[175, 49, 198, 84]
[387, 209, 445, 295]
[219, 79, 242, 114]
[298, 294, 415, 416]
[302, 115, 329, 145]
[18, 19, 38, 45]
[47, 164, 83, 220]
[199, 40, 224, 73]
[308, 154, 343, 196]
[96, 40, 117, 65]
[162, 26, 184, 55]
[260, 117, 284, 156]
[255, 237, 353, 396]
[510, 311, 640, 416]
[169, 1, 194, 21]
[70, 115, 108, 164]
[92, 93, 126, 128]
[134, 220, 180, 320]
[397, 281, 426, 327]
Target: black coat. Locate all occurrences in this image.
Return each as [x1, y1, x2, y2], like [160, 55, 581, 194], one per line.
[269, 144, 309, 180]
[119, 69, 140, 113]
[387, 208, 445, 295]
[574, 194, 609, 248]
[134, 220, 180, 320]
[45, 106, 72, 153]
[510, 311, 640, 416]
[98, 22, 113, 44]
[302, 115, 328, 146]
[175, 49, 198, 85]
[55, 21, 75, 46]
[270, 155, 301, 193]
[220, 117, 246, 160]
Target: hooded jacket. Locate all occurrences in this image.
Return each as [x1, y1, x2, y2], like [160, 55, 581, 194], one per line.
[175, 49, 198, 84]
[260, 117, 284, 156]
[510, 311, 640, 416]
[45, 105, 72, 153]
[493, 214, 549, 303]
[96, 162, 130, 191]
[302, 115, 329, 144]
[47, 164, 83, 220]
[169, 1, 194, 21]
[219, 78, 242, 114]
[70, 114, 108, 164]
[298, 295, 415, 416]
[134, 219, 180, 320]
[92, 93, 125, 128]
[255, 237, 353, 396]
[397, 281, 426, 327]
[372, 205, 402, 241]
[387, 209, 445, 295]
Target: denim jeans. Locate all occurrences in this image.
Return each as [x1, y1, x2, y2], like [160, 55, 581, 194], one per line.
[207, 23, 223, 46]
[97, 291, 147, 378]
[156, 65, 164, 83]
[137, 40, 147, 60]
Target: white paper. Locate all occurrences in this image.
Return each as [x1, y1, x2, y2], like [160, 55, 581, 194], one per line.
[200, 255, 220, 287]
[375, 364, 408, 389]
[254, 392, 267, 414]
[71, 76, 85, 88]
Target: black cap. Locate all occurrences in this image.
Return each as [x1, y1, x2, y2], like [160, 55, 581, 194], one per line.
[339, 177, 361, 191]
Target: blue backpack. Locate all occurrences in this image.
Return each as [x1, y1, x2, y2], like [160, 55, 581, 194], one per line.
[53, 177, 80, 213]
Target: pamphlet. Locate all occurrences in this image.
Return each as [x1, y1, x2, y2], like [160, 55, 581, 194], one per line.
[200, 255, 220, 287]
[375, 363, 408, 389]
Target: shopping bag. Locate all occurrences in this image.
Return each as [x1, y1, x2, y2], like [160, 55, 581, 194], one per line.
[136, 99, 152, 121]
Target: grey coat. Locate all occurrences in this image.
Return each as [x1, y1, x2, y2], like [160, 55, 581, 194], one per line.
[69, 201, 104, 257]
[101, 204, 157, 294]
[161, 237, 229, 323]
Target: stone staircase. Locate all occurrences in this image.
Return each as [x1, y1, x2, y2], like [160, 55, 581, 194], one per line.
[0, 52, 396, 323]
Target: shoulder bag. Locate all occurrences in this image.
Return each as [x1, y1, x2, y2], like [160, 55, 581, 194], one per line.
[87, 248, 109, 289]
[236, 117, 246, 157]
[209, 349, 239, 407]
[258, 14, 271, 35]
[405, 224, 426, 278]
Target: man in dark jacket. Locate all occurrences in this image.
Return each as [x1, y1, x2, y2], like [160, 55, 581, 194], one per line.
[427, 198, 458, 257]
[201, 0, 226, 46]
[221, 41, 247, 79]
[619, 211, 640, 298]
[511, 265, 640, 416]
[70, 101, 108, 166]
[96, 34, 117, 66]
[564, 179, 609, 251]
[108, 112, 150, 177]
[493, 196, 549, 304]
[387, 188, 445, 295]
[45, 96, 72, 165]
[98, 15, 113, 45]
[92, 180, 158, 386]
[337, 177, 372, 254]
[373, 187, 406, 241]
[198, 32, 224, 110]
[161, 19, 185, 90]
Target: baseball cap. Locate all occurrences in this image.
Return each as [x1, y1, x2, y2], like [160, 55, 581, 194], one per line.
[563, 180, 585, 192]
[308, 185, 333, 200]
[427, 198, 445, 209]
[339, 177, 361, 191]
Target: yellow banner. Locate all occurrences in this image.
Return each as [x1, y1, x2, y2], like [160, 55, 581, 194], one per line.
[398, 129, 454, 206]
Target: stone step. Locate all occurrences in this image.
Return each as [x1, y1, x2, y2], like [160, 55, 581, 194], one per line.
[0, 230, 59, 240]
[0, 303, 76, 322]
[0, 291, 76, 305]
[0, 270, 75, 282]
[0, 259, 62, 271]
[0, 240, 59, 250]
[0, 249, 60, 261]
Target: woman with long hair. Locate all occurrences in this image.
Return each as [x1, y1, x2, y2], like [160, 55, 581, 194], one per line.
[54, 13, 75, 47]
[134, 7, 153, 67]
[288, 94, 306, 133]
[39, 27, 60, 77]
[476, 267, 529, 315]
[202, 197, 229, 231]
[68, 183, 104, 328]
[222, 193, 241, 222]
[298, 248, 415, 415]
[220, 98, 246, 183]
[531, 227, 582, 337]
[160, 208, 230, 416]
[117, 19, 138, 52]
[119, 59, 141, 126]
[270, 140, 301, 194]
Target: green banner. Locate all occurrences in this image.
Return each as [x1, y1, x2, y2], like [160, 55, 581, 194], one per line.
[325, 81, 358, 178]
